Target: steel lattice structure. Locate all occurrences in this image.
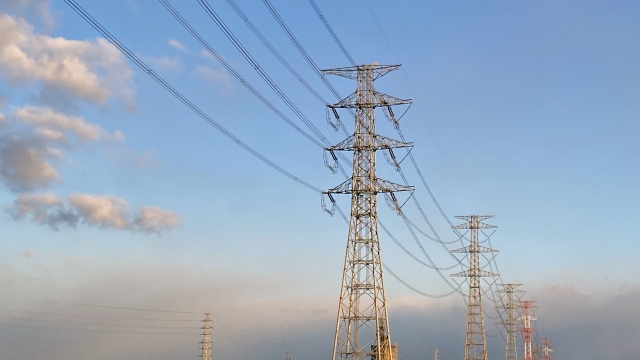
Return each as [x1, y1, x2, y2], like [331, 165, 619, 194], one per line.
[200, 313, 213, 360]
[542, 338, 552, 360]
[497, 284, 525, 360]
[324, 64, 412, 360]
[518, 301, 537, 360]
[451, 215, 498, 360]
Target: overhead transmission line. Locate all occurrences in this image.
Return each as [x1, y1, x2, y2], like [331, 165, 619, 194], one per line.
[64, 0, 456, 299]
[224, 0, 350, 137]
[258, 0, 466, 261]
[172, 0, 462, 281]
[63, 0, 321, 194]
[195, 0, 352, 167]
[259, 0, 466, 256]
[308, 0, 510, 332]
[306, 0, 356, 67]
[160, 0, 350, 179]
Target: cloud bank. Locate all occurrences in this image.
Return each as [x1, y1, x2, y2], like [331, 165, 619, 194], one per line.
[8, 193, 180, 234]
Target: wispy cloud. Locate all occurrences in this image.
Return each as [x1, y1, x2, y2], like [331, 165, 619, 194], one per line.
[146, 56, 181, 72]
[167, 38, 188, 52]
[192, 65, 234, 95]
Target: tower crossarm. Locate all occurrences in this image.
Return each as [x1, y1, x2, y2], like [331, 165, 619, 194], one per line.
[325, 177, 414, 195]
[451, 245, 498, 254]
[328, 91, 411, 109]
[322, 64, 401, 79]
[327, 134, 413, 152]
[452, 222, 497, 230]
[451, 270, 499, 278]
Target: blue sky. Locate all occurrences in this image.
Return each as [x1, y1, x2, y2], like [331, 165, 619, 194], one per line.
[0, 0, 639, 359]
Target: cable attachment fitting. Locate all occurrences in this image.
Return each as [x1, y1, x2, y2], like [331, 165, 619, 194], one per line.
[321, 193, 336, 216]
[384, 192, 402, 215]
[383, 149, 401, 171]
[384, 190, 414, 215]
[326, 106, 341, 132]
[383, 106, 399, 129]
[323, 149, 339, 174]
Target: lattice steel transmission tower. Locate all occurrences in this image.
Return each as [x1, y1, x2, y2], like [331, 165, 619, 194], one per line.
[434, 348, 440, 360]
[451, 215, 498, 360]
[200, 313, 213, 360]
[518, 301, 537, 360]
[323, 64, 413, 360]
[542, 338, 552, 360]
[497, 284, 525, 360]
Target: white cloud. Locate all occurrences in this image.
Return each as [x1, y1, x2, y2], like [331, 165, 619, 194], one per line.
[16, 106, 123, 142]
[192, 65, 233, 95]
[8, 192, 181, 234]
[200, 48, 215, 60]
[146, 56, 180, 72]
[0, 14, 135, 110]
[167, 38, 187, 52]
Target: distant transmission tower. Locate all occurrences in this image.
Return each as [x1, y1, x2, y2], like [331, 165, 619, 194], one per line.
[532, 343, 542, 360]
[542, 338, 552, 360]
[200, 313, 213, 360]
[518, 301, 537, 360]
[451, 215, 498, 360]
[497, 284, 525, 360]
[323, 64, 413, 360]
[434, 348, 439, 360]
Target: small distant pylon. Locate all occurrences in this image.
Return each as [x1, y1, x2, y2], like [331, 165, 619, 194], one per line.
[518, 301, 537, 360]
[496, 284, 525, 360]
[542, 338, 552, 360]
[200, 313, 213, 360]
[285, 335, 292, 360]
[451, 215, 499, 360]
[434, 348, 439, 360]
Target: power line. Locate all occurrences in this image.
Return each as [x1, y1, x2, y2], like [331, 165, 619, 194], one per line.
[225, 0, 327, 105]
[64, 0, 460, 304]
[64, 0, 322, 194]
[306, 0, 356, 66]
[195, 0, 352, 172]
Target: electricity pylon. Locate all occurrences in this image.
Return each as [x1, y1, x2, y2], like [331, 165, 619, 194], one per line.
[434, 348, 439, 360]
[497, 284, 525, 360]
[200, 313, 213, 360]
[518, 301, 537, 360]
[323, 64, 413, 360]
[542, 338, 552, 360]
[451, 215, 499, 360]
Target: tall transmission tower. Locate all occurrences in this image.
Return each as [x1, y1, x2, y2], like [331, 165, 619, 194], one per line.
[434, 348, 439, 360]
[200, 313, 213, 360]
[542, 338, 552, 360]
[451, 215, 498, 360]
[323, 64, 413, 360]
[518, 301, 537, 360]
[497, 284, 525, 360]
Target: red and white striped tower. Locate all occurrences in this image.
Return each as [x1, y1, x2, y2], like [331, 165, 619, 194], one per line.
[518, 301, 537, 360]
[542, 338, 552, 360]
